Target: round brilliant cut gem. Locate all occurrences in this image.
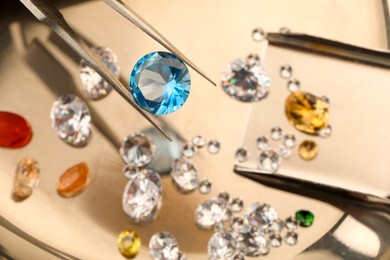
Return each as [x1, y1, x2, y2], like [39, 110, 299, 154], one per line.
[280, 65, 292, 79]
[246, 53, 260, 67]
[221, 58, 270, 102]
[149, 231, 180, 260]
[257, 150, 281, 173]
[287, 78, 300, 92]
[235, 148, 249, 163]
[233, 224, 270, 256]
[123, 165, 139, 179]
[270, 126, 283, 140]
[199, 179, 212, 194]
[195, 197, 231, 230]
[318, 125, 332, 138]
[182, 142, 196, 158]
[285, 216, 298, 230]
[283, 133, 296, 148]
[13, 157, 40, 199]
[122, 169, 162, 224]
[295, 210, 315, 227]
[207, 232, 236, 260]
[120, 133, 156, 167]
[269, 219, 284, 233]
[252, 28, 266, 42]
[278, 144, 291, 159]
[79, 47, 119, 100]
[117, 229, 141, 259]
[230, 198, 244, 212]
[269, 233, 282, 248]
[192, 135, 207, 148]
[208, 139, 221, 154]
[50, 94, 91, 147]
[245, 203, 278, 231]
[285, 231, 298, 245]
[298, 140, 318, 161]
[218, 192, 230, 202]
[130, 51, 191, 115]
[171, 158, 199, 193]
[256, 136, 269, 150]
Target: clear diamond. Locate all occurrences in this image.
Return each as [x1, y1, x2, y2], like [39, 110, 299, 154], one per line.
[218, 192, 230, 202]
[246, 54, 260, 67]
[214, 221, 233, 233]
[257, 150, 281, 173]
[285, 216, 298, 230]
[233, 225, 270, 256]
[256, 136, 269, 150]
[270, 126, 283, 140]
[232, 217, 245, 231]
[79, 47, 119, 100]
[182, 142, 196, 158]
[235, 148, 249, 163]
[278, 144, 291, 159]
[120, 133, 156, 167]
[122, 165, 139, 179]
[287, 79, 300, 92]
[269, 233, 282, 248]
[50, 94, 91, 147]
[208, 232, 236, 260]
[252, 28, 266, 42]
[245, 203, 279, 231]
[208, 140, 221, 154]
[283, 133, 296, 148]
[199, 179, 212, 194]
[122, 169, 162, 224]
[192, 135, 207, 148]
[233, 252, 245, 260]
[269, 219, 284, 233]
[221, 58, 270, 102]
[171, 158, 199, 193]
[285, 231, 298, 245]
[280, 65, 292, 79]
[195, 197, 231, 230]
[318, 125, 332, 138]
[279, 27, 291, 34]
[130, 51, 191, 115]
[149, 231, 179, 260]
[230, 198, 244, 212]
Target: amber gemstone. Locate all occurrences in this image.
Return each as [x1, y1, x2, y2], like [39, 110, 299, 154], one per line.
[13, 157, 40, 199]
[0, 111, 33, 148]
[57, 162, 89, 197]
[285, 92, 329, 134]
[298, 140, 318, 161]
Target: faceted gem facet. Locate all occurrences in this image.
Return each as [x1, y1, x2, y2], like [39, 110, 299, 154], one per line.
[208, 232, 236, 260]
[0, 111, 33, 148]
[122, 169, 162, 224]
[208, 140, 221, 154]
[199, 179, 212, 194]
[295, 210, 315, 227]
[171, 158, 199, 193]
[120, 133, 156, 167]
[50, 94, 91, 147]
[195, 197, 231, 230]
[245, 203, 278, 231]
[56, 162, 89, 197]
[221, 58, 270, 102]
[79, 47, 119, 100]
[13, 157, 39, 199]
[235, 148, 249, 163]
[257, 150, 281, 173]
[285, 91, 330, 134]
[149, 231, 180, 260]
[130, 51, 191, 115]
[117, 229, 141, 259]
[298, 140, 318, 161]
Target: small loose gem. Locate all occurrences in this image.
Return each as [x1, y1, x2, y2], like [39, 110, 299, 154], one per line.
[149, 231, 180, 260]
[257, 150, 281, 173]
[182, 142, 196, 158]
[13, 157, 39, 199]
[235, 148, 249, 163]
[287, 79, 300, 92]
[285, 216, 298, 231]
[117, 229, 141, 259]
[208, 232, 236, 260]
[122, 169, 162, 224]
[246, 54, 260, 67]
[256, 136, 269, 150]
[130, 51, 191, 115]
[278, 144, 291, 159]
[50, 94, 91, 147]
[195, 197, 231, 230]
[123, 165, 139, 179]
[298, 140, 318, 161]
[279, 27, 291, 34]
[0, 111, 33, 148]
[192, 135, 207, 148]
[283, 133, 296, 148]
[56, 162, 89, 197]
[269, 233, 282, 248]
[120, 133, 156, 167]
[252, 28, 266, 42]
[79, 47, 119, 100]
[232, 217, 245, 231]
[218, 192, 230, 202]
[318, 125, 332, 138]
[295, 210, 315, 227]
[269, 219, 284, 233]
[221, 58, 270, 102]
[199, 179, 212, 194]
[233, 225, 270, 256]
[230, 198, 244, 212]
[285, 231, 298, 245]
[233, 252, 246, 260]
[171, 158, 199, 193]
[208, 140, 221, 154]
[270, 126, 283, 140]
[280, 65, 292, 79]
[245, 203, 278, 231]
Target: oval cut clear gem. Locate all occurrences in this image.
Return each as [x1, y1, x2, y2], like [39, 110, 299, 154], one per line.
[171, 158, 199, 193]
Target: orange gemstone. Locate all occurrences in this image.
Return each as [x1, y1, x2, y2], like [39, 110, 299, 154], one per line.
[56, 162, 89, 197]
[13, 157, 40, 199]
[0, 111, 33, 148]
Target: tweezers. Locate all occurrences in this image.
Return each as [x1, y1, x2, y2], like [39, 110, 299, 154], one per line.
[19, 0, 216, 141]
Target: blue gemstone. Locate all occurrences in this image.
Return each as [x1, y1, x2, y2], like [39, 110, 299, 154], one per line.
[130, 52, 191, 115]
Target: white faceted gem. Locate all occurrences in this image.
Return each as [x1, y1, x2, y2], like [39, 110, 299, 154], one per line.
[199, 179, 212, 194]
[257, 150, 281, 173]
[245, 203, 279, 231]
[195, 197, 231, 230]
[285, 216, 298, 230]
[283, 133, 296, 148]
[208, 232, 236, 260]
[269, 219, 284, 233]
[230, 198, 244, 212]
[233, 225, 270, 256]
[232, 217, 245, 231]
[122, 169, 162, 224]
[285, 231, 298, 245]
[280, 65, 292, 79]
[192, 135, 207, 148]
[218, 192, 230, 202]
[278, 144, 292, 159]
[270, 126, 283, 140]
[287, 79, 300, 92]
[79, 47, 119, 100]
[279, 27, 291, 34]
[208, 140, 221, 154]
[149, 231, 180, 260]
[269, 233, 282, 248]
[50, 94, 91, 147]
[246, 54, 260, 67]
[318, 125, 332, 138]
[252, 28, 266, 42]
[182, 142, 196, 158]
[171, 158, 199, 193]
[256, 136, 269, 150]
[120, 133, 156, 167]
[122, 165, 139, 179]
[235, 148, 249, 163]
[233, 252, 246, 260]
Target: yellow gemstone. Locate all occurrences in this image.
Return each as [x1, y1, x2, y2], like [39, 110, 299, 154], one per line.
[117, 229, 141, 259]
[56, 162, 89, 197]
[298, 140, 318, 161]
[13, 157, 40, 199]
[285, 91, 329, 134]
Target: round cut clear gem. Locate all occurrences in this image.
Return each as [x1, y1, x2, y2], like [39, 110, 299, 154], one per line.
[233, 225, 270, 256]
[235, 148, 249, 163]
[50, 94, 91, 147]
[232, 217, 245, 231]
[122, 169, 162, 224]
[208, 140, 221, 154]
[149, 231, 180, 260]
[270, 126, 283, 140]
[269, 233, 282, 247]
[218, 192, 230, 202]
[221, 58, 270, 102]
[182, 142, 196, 158]
[278, 144, 292, 159]
[208, 232, 236, 260]
[230, 198, 244, 212]
[280, 65, 292, 79]
[233, 252, 245, 260]
[285, 216, 298, 230]
[120, 133, 156, 167]
[245, 203, 279, 231]
[279, 27, 291, 34]
[192, 135, 207, 148]
[257, 150, 281, 173]
[256, 136, 269, 150]
[246, 54, 260, 67]
[252, 28, 266, 42]
[195, 197, 231, 230]
[285, 231, 298, 245]
[122, 165, 139, 180]
[130, 51, 191, 115]
[79, 47, 119, 100]
[171, 158, 199, 193]
[269, 219, 284, 233]
[318, 125, 332, 138]
[287, 78, 300, 92]
[199, 179, 212, 194]
[283, 133, 296, 148]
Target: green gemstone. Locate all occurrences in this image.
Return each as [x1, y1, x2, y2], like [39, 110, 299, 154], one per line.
[295, 210, 314, 227]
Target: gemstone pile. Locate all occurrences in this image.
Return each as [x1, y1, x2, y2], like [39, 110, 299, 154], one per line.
[117, 229, 141, 259]
[56, 162, 89, 197]
[0, 111, 33, 148]
[13, 157, 40, 199]
[149, 231, 186, 260]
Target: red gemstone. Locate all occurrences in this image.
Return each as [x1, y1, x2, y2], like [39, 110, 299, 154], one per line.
[0, 111, 33, 148]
